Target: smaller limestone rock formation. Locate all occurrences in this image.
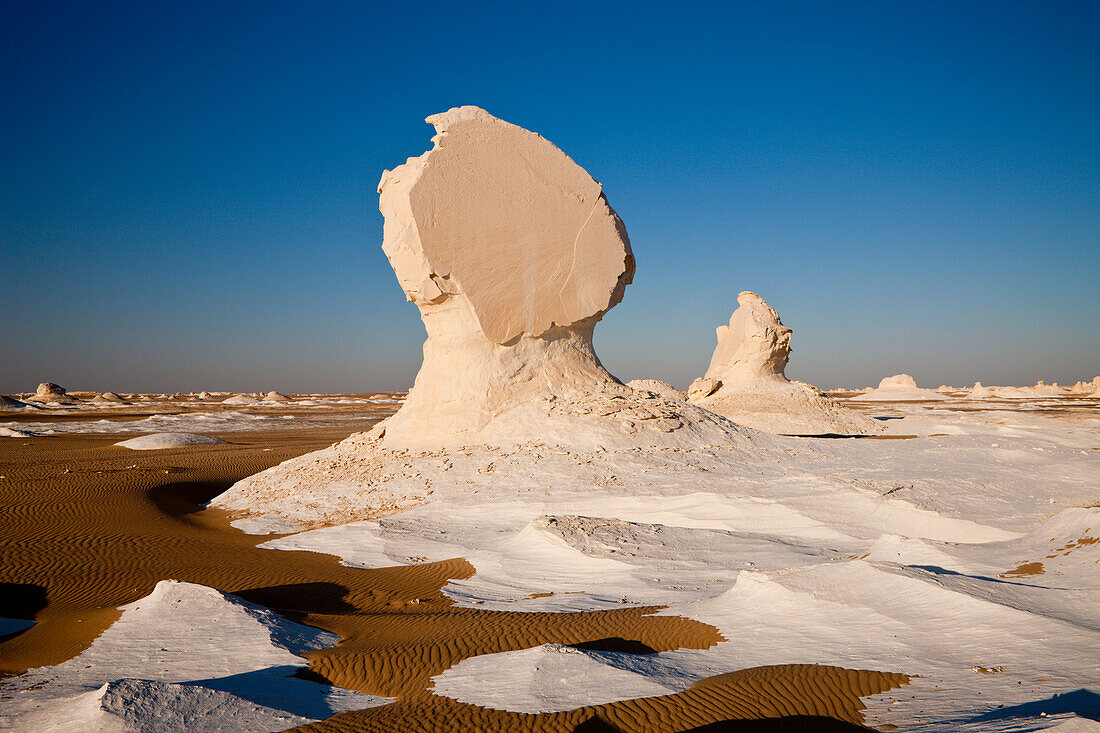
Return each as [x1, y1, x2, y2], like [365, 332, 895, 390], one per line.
[850, 374, 944, 401]
[28, 382, 77, 404]
[688, 292, 882, 435]
[222, 394, 261, 405]
[968, 381, 993, 399]
[263, 391, 290, 402]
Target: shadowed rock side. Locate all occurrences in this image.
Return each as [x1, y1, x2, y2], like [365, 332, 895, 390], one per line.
[688, 292, 882, 435]
[214, 107, 768, 528]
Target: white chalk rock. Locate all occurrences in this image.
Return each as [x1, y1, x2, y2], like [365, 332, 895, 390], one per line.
[689, 292, 883, 435]
[368, 106, 743, 451]
[213, 108, 766, 528]
[263, 391, 290, 402]
[702, 291, 792, 386]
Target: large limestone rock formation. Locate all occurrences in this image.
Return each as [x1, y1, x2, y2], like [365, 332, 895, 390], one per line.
[688, 292, 882, 435]
[370, 106, 737, 451]
[214, 107, 763, 529]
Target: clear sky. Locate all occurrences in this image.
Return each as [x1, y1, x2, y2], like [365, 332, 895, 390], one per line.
[2, 1, 1098, 394]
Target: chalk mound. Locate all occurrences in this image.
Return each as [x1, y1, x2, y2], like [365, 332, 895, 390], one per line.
[90, 391, 128, 404]
[215, 107, 769, 529]
[116, 433, 227, 450]
[849, 374, 944, 401]
[263, 391, 290, 402]
[6, 580, 388, 730]
[626, 379, 686, 401]
[431, 644, 676, 713]
[223, 393, 261, 405]
[688, 292, 882, 435]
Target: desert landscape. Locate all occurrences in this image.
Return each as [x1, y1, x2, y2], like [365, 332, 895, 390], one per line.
[2, 104, 1097, 733]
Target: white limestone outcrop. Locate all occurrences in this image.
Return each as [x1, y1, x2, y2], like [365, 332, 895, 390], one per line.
[214, 107, 766, 529]
[365, 106, 744, 452]
[688, 292, 883, 435]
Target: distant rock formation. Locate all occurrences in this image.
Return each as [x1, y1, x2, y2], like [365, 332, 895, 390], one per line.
[223, 394, 261, 405]
[1074, 377, 1100, 397]
[968, 381, 994, 399]
[90, 392, 127, 404]
[849, 374, 944, 401]
[263, 391, 290, 402]
[27, 382, 77, 404]
[626, 379, 686, 401]
[0, 395, 36, 411]
[687, 292, 882, 435]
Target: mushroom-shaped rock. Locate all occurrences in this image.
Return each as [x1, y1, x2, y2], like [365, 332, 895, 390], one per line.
[28, 382, 77, 404]
[689, 292, 882, 435]
[368, 106, 737, 450]
[211, 108, 766, 528]
[35, 383, 68, 399]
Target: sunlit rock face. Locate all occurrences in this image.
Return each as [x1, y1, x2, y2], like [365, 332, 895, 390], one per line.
[380, 106, 634, 345]
[371, 107, 745, 450]
[689, 292, 882, 436]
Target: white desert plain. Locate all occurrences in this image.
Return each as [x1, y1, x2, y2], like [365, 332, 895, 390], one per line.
[1, 108, 1098, 733]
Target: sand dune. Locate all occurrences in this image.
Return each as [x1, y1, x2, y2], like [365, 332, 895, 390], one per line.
[0, 427, 908, 731]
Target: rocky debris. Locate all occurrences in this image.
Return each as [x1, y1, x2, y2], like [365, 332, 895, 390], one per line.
[626, 379, 686, 401]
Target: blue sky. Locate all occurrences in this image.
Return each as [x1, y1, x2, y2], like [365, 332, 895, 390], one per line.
[2, 1, 1097, 393]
